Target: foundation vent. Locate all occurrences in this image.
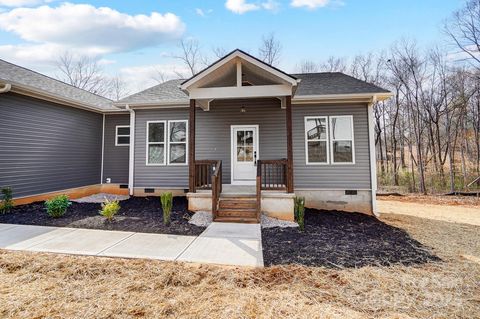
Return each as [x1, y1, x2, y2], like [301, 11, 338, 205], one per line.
[144, 188, 155, 193]
[345, 190, 357, 195]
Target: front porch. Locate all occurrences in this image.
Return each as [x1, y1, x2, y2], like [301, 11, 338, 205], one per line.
[182, 50, 298, 223]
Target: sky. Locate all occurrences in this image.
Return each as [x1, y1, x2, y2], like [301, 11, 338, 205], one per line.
[0, 0, 465, 93]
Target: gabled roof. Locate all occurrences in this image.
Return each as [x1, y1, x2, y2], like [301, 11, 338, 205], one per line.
[292, 72, 390, 96]
[117, 79, 187, 105]
[0, 59, 117, 111]
[180, 49, 299, 90]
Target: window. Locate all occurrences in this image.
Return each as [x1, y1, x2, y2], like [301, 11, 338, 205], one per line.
[115, 126, 130, 146]
[146, 121, 166, 165]
[168, 120, 188, 165]
[330, 115, 355, 164]
[305, 117, 329, 164]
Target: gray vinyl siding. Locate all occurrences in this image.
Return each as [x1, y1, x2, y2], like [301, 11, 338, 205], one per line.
[292, 103, 372, 189]
[132, 100, 371, 190]
[196, 98, 286, 183]
[103, 114, 130, 184]
[134, 108, 189, 188]
[0, 92, 102, 198]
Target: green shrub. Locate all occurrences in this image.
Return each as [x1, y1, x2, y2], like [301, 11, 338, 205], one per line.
[0, 187, 14, 214]
[45, 194, 71, 218]
[99, 198, 120, 221]
[160, 192, 173, 226]
[294, 196, 305, 231]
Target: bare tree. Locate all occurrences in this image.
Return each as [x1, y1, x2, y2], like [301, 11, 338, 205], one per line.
[444, 0, 480, 69]
[172, 39, 204, 76]
[55, 52, 109, 95]
[318, 56, 347, 73]
[297, 60, 319, 73]
[106, 75, 129, 101]
[258, 33, 282, 66]
[212, 46, 229, 59]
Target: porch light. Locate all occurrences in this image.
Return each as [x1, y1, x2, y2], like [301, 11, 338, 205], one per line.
[241, 106, 246, 113]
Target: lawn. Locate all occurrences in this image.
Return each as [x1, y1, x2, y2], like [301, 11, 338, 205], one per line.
[1, 207, 479, 318]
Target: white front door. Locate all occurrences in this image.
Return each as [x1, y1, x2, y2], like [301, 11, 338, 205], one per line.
[231, 125, 259, 184]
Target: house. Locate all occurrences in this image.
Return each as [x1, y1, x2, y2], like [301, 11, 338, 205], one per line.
[0, 49, 392, 222]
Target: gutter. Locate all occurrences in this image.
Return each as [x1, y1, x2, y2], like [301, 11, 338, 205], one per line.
[126, 104, 135, 196]
[0, 83, 11, 93]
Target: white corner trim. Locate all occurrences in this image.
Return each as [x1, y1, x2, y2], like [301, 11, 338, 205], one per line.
[127, 105, 135, 195]
[100, 114, 105, 184]
[367, 101, 378, 216]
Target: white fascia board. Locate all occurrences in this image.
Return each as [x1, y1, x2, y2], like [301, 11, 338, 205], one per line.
[293, 92, 393, 103]
[180, 50, 298, 90]
[189, 84, 292, 100]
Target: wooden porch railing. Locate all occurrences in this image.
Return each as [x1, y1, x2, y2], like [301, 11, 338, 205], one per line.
[256, 159, 288, 220]
[194, 160, 222, 218]
[211, 160, 222, 219]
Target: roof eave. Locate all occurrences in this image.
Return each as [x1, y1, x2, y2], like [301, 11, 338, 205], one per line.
[293, 92, 393, 104]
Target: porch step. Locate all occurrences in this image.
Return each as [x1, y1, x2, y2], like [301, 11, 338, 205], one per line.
[214, 197, 259, 223]
[214, 216, 259, 224]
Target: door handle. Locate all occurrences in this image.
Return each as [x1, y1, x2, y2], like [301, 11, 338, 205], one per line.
[254, 151, 257, 166]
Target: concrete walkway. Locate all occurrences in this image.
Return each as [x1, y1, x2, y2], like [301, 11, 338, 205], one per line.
[0, 222, 263, 267]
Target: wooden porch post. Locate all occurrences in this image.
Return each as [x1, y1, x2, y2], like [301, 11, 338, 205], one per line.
[286, 95, 294, 193]
[189, 99, 196, 192]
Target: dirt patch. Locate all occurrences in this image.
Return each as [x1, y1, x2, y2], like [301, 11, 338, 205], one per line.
[0, 196, 205, 236]
[378, 194, 480, 207]
[378, 200, 480, 226]
[262, 209, 440, 268]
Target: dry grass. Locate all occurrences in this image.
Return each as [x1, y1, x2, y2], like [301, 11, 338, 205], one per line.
[1, 214, 479, 318]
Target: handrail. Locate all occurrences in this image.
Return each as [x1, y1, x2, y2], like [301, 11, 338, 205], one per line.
[256, 159, 288, 222]
[211, 160, 222, 219]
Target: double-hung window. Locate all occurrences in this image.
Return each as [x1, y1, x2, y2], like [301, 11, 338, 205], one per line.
[330, 115, 355, 164]
[305, 116, 329, 164]
[304, 115, 355, 164]
[115, 125, 130, 146]
[168, 120, 188, 165]
[147, 121, 166, 165]
[146, 120, 188, 165]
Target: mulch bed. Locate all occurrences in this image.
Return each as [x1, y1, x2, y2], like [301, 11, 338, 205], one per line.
[262, 208, 441, 268]
[0, 196, 205, 236]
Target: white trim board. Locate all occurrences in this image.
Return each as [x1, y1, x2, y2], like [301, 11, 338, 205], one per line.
[115, 125, 130, 146]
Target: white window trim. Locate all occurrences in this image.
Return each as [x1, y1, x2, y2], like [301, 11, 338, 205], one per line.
[167, 120, 189, 166]
[304, 116, 329, 165]
[330, 115, 356, 165]
[115, 125, 130, 146]
[146, 120, 167, 166]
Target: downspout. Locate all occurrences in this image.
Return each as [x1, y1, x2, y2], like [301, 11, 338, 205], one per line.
[0, 83, 12, 93]
[126, 104, 136, 196]
[368, 95, 379, 217]
[100, 114, 105, 184]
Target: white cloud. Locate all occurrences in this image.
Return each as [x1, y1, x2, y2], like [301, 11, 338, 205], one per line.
[0, 0, 53, 7]
[225, 0, 259, 14]
[0, 3, 185, 58]
[262, 0, 280, 12]
[195, 8, 213, 17]
[120, 63, 190, 93]
[290, 0, 331, 10]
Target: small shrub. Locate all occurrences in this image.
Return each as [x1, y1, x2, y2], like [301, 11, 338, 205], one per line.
[99, 198, 120, 221]
[0, 187, 14, 214]
[160, 192, 173, 226]
[294, 196, 305, 231]
[45, 194, 71, 218]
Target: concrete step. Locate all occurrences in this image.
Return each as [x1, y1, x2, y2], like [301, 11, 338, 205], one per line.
[213, 216, 259, 224]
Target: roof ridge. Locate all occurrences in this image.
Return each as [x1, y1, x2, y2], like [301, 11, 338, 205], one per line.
[0, 58, 113, 102]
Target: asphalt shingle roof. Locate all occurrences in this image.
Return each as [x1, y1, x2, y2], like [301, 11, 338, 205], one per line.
[119, 73, 390, 104]
[118, 79, 187, 104]
[292, 72, 390, 96]
[0, 59, 116, 111]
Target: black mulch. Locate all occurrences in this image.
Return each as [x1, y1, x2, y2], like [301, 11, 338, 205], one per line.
[262, 208, 441, 268]
[0, 196, 205, 236]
